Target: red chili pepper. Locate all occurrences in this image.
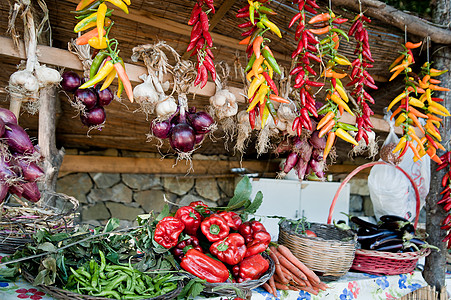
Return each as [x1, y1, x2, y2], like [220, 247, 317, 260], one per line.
[154, 217, 185, 249]
[305, 52, 321, 63]
[301, 108, 312, 130]
[181, 249, 229, 283]
[333, 17, 348, 24]
[305, 80, 325, 87]
[290, 65, 303, 75]
[203, 55, 216, 81]
[437, 197, 450, 205]
[304, 5, 317, 14]
[203, 30, 213, 47]
[238, 21, 253, 28]
[361, 15, 371, 23]
[171, 235, 203, 261]
[443, 173, 450, 187]
[188, 3, 202, 25]
[444, 201, 451, 212]
[233, 254, 269, 283]
[238, 4, 249, 13]
[262, 72, 279, 96]
[249, 109, 256, 129]
[306, 0, 320, 8]
[175, 206, 202, 236]
[201, 214, 230, 242]
[236, 11, 250, 18]
[210, 233, 247, 265]
[304, 65, 317, 76]
[289, 12, 302, 28]
[442, 214, 451, 225]
[292, 116, 301, 132]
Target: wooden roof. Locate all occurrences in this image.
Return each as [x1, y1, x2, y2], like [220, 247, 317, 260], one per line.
[0, 0, 424, 166]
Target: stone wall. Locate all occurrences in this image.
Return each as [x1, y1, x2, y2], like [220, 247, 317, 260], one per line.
[56, 173, 237, 227]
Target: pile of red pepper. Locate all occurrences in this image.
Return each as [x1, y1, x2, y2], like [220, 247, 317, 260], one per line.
[153, 201, 271, 283]
[72, 0, 133, 102]
[348, 13, 376, 144]
[187, 0, 216, 89]
[437, 152, 451, 248]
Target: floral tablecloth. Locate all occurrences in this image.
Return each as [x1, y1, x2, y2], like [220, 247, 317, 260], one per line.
[0, 271, 427, 300]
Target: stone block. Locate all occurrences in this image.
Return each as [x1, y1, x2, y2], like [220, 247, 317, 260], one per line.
[81, 202, 111, 221]
[363, 196, 374, 216]
[163, 177, 194, 196]
[105, 202, 144, 220]
[349, 194, 363, 213]
[87, 183, 133, 203]
[56, 173, 93, 204]
[349, 178, 369, 196]
[90, 173, 121, 189]
[134, 189, 176, 213]
[217, 178, 235, 198]
[122, 174, 160, 190]
[195, 178, 220, 201]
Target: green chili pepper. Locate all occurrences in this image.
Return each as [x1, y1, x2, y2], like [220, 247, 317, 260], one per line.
[249, 4, 255, 25]
[258, 6, 276, 15]
[104, 274, 128, 291]
[337, 122, 358, 131]
[245, 53, 256, 73]
[74, 9, 113, 33]
[71, 0, 101, 15]
[92, 290, 122, 299]
[256, 21, 265, 29]
[331, 28, 349, 42]
[266, 98, 278, 122]
[81, 60, 114, 89]
[261, 48, 281, 74]
[70, 268, 90, 286]
[77, 267, 92, 280]
[90, 51, 108, 80]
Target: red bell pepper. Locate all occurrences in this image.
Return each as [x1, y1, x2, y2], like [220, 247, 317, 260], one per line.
[180, 249, 229, 283]
[239, 221, 271, 257]
[201, 214, 230, 242]
[154, 217, 185, 249]
[175, 206, 202, 236]
[171, 235, 203, 261]
[218, 211, 242, 231]
[232, 254, 269, 283]
[189, 200, 211, 215]
[210, 233, 247, 265]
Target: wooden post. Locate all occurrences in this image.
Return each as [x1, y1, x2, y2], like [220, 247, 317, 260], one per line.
[38, 86, 64, 204]
[423, 0, 451, 292]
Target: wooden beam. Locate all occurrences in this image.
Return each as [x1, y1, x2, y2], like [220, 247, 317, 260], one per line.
[209, 0, 238, 30]
[59, 155, 279, 175]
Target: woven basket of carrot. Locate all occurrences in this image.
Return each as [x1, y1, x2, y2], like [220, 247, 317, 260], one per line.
[259, 244, 330, 296]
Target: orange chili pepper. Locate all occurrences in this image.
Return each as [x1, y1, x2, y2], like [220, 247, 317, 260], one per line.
[426, 113, 442, 122]
[405, 41, 422, 49]
[308, 13, 331, 24]
[76, 27, 106, 45]
[338, 104, 344, 115]
[318, 119, 335, 138]
[388, 54, 405, 71]
[431, 154, 443, 164]
[268, 94, 290, 104]
[253, 36, 264, 59]
[389, 68, 404, 81]
[323, 131, 336, 160]
[309, 26, 330, 35]
[409, 143, 422, 161]
[239, 36, 251, 45]
[390, 107, 402, 120]
[429, 78, 441, 84]
[317, 111, 335, 130]
[408, 106, 428, 119]
[407, 113, 425, 135]
[426, 146, 437, 158]
[114, 62, 133, 103]
[429, 84, 450, 92]
[332, 32, 339, 50]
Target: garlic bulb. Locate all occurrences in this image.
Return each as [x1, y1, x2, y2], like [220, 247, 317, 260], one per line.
[9, 70, 39, 93]
[35, 65, 61, 86]
[155, 95, 177, 118]
[133, 74, 158, 104]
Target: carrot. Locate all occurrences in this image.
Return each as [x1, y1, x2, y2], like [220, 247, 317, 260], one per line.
[277, 245, 321, 285]
[269, 276, 278, 297]
[276, 252, 308, 281]
[262, 282, 273, 295]
[300, 286, 319, 295]
[275, 282, 289, 290]
[269, 247, 286, 282]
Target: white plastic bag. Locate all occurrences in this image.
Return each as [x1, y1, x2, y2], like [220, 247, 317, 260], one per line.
[368, 112, 430, 221]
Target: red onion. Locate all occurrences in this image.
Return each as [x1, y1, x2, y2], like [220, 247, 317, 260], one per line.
[96, 86, 113, 106]
[189, 111, 214, 134]
[61, 71, 81, 92]
[0, 119, 5, 137]
[0, 158, 16, 181]
[0, 182, 8, 203]
[311, 148, 324, 161]
[81, 107, 106, 126]
[292, 137, 312, 161]
[9, 184, 23, 197]
[309, 130, 326, 150]
[21, 181, 41, 202]
[170, 123, 195, 153]
[75, 88, 98, 109]
[195, 133, 204, 144]
[151, 120, 171, 139]
[13, 158, 44, 182]
[0, 108, 17, 124]
[309, 159, 325, 180]
[296, 159, 309, 181]
[275, 139, 292, 155]
[3, 123, 35, 154]
[282, 152, 300, 174]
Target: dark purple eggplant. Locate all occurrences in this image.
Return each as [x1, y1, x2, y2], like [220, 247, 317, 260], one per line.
[380, 215, 409, 223]
[409, 238, 426, 247]
[350, 216, 379, 231]
[357, 230, 398, 242]
[370, 234, 402, 250]
[375, 243, 404, 252]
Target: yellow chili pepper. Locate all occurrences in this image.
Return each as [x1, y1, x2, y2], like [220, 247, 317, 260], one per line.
[334, 55, 352, 66]
[79, 60, 114, 89]
[247, 74, 265, 99]
[428, 106, 449, 117]
[425, 122, 442, 141]
[246, 65, 264, 81]
[261, 102, 270, 127]
[395, 113, 407, 127]
[331, 93, 354, 116]
[100, 68, 117, 91]
[428, 100, 451, 116]
[335, 83, 349, 102]
[252, 56, 265, 80]
[261, 16, 282, 38]
[263, 61, 273, 79]
[387, 92, 408, 111]
[430, 68, 448, 77]
[408, 127, 425, 152]
[247, 84, 268, 112]
[106, 0, 129, 14]
[392, 136, 407, 154]
[88, 36, 108, 49]
[97, 3, 107, 46]
[335, 128, 358, 146]
[122, 0, 130, 5]
[408, 97, 424, 108]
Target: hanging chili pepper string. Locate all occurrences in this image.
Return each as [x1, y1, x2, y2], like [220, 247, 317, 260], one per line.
[237, 0, 283, 129]
[348, 12, 376, 145]
[187, 0, 216, 89]
[437, 151, 451, 248]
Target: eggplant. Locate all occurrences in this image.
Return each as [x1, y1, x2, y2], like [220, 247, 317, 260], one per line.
[409, 238, 426, 247]
[370, 234, 402, 250]
[380, 214, 409, 223]
[378, 220, 411, 231]
[350, 216, 379, 231]
[375, 243, 404, 252]
[357, 230, 398, 242]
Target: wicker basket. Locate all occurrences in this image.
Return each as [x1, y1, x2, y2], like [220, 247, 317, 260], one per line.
[278, 220, 357, 279]
[21, 269, 183, 300]
[0, 191, 79, 254]
[329, 161, 430, 276]
[183, 252, 275, 298]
